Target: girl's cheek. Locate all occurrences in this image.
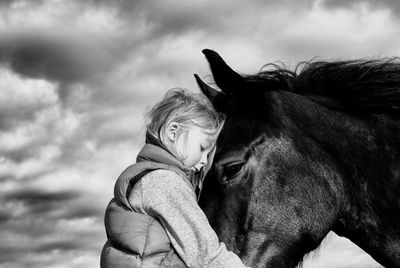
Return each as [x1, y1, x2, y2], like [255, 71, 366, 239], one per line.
[175, 141, 186, 161]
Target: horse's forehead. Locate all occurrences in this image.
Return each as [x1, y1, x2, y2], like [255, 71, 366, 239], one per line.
[217, 133, 296, 161]
[257, 136, 293, 155]
[250, 136, 300, 168]
[218, 117, 265, 147]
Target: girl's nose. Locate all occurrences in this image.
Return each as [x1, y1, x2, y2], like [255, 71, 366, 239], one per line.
[200, 152, 208, 165]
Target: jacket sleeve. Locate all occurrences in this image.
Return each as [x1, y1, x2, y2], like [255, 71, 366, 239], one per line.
[138, 169, 249, 268]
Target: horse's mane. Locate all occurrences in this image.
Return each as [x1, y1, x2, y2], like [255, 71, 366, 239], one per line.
[245, 59, 400, 117]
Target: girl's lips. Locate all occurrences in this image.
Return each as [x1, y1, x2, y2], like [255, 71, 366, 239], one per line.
[193, 166, 203, 172]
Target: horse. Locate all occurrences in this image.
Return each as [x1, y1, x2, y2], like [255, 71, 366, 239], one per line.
[195, 49, 400, 268]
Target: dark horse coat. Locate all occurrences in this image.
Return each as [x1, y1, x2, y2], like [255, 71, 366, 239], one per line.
[196, 49, 400, 268]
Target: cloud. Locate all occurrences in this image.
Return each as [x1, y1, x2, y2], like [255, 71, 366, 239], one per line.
[0, 68, 57, 130]
[321, 0, 400, 14]
[0, 1, 396, 267]
[0, 0, 43, 7]
[0, 0, 168, 157]
[34, 241, 82, 253]
[0, 106, 84, 179]
[0, 31, 116, 84]
[3, 188, 79, 211]
[269, 4, 400, 61]
[0, 188, 82, 230]
[0, 211, 11, 225]
[0, 187, 104, 267]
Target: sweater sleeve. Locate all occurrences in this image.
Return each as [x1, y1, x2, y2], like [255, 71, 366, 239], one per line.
[139, 169, 248, 268]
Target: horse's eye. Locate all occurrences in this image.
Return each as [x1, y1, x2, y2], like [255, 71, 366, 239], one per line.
[222, 162, 245, 182]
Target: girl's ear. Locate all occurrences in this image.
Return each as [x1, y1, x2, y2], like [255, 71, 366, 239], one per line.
[166, 122, 179, 142]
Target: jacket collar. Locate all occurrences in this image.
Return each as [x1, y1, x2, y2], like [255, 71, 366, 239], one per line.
[137, 133, 206, 198]
[136, 143, 193, 176]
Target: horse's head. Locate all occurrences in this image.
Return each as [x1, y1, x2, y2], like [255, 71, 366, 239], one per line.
[197, 50, 346, 267]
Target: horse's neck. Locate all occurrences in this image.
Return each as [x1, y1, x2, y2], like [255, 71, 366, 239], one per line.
[292, 96, 400, 267]
[334, 217, 400, 268]
[333, 116, 400, 267]
[282, 92, 400, 177]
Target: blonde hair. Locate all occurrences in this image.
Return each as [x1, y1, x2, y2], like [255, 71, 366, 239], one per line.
[146, 88, 225, 158]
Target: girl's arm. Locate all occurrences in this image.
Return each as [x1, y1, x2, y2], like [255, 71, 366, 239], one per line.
[137, 169, 249, 268]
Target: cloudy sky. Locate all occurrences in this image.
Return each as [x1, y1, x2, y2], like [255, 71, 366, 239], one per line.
[0, 0, 398, 267]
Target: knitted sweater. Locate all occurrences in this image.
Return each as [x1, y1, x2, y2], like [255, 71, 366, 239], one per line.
[129, 144, 248, 268]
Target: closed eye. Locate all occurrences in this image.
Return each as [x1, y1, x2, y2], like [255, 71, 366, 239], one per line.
[200, 143, 213, 152]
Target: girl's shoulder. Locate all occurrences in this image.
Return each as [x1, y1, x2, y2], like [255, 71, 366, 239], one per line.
[141, 169, 192, 190]
[144, 169, 181, 179]
[140, 169, 197, 204]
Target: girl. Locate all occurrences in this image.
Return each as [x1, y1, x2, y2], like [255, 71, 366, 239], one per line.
[101, 89, 249, 267]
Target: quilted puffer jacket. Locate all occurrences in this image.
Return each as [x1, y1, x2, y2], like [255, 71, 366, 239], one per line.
[100, 160, 188, 268]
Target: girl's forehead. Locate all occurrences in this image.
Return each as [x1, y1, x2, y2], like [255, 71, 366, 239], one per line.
[202, 132, 218, 147]
[189, 126, 217, 143]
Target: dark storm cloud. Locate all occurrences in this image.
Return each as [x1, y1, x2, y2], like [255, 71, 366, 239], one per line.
[0, 0, 45, 5]
[2, 189, 80, 219]
[0, 97, 53, 131]
[321, 0, 400, 13]
[4, 188, 79, 204]
[64, 205, 104, 220]
[137, 0, 316, 39]
[34, 240, 81, 253]
[0, 33, 109, 84]
[0, 236, 100, 265]
[0, 0, 323, 91]
[1, 188, 104, 224]
[2, 146, 36, 163]
[0, 188, 103, 265]
[0, 175, 15, 183]
[0, 247, 20, 263]
[0, 211, 11, 224]
[0, 0, 198, 88]
[0, 108, 37, 130]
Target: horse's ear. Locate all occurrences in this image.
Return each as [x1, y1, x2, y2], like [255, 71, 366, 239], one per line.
[194, 74, 228, 112]
[194, 74, 220, 101]
[202, 49, 246, 94]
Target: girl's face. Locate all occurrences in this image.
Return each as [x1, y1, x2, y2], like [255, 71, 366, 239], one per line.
[175, 126, 215, 170]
